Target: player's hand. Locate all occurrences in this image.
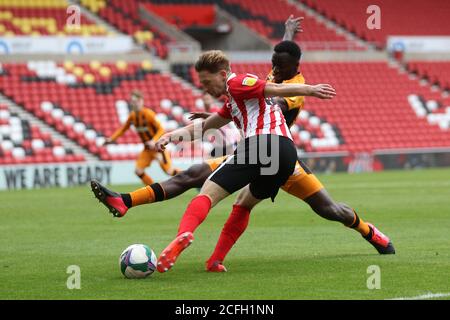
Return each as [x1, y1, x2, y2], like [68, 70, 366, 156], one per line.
[285, 14, 304, 35]
[310, 84, 336, 99]
[144, 140, 157, 151]
[155, 134, 171, 152]
[202, 93, 214, 110]
[103, 138, 113, 146]
[189, 112, 212, 121]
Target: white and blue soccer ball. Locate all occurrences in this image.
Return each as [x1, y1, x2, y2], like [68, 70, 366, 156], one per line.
[119, 244, 157, 279]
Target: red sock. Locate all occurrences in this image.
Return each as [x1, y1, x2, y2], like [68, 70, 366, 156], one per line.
[207, 205, 250, 266]
[177, 195, 212, 236]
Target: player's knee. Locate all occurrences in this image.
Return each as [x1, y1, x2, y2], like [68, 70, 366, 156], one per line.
[134, 169, 144, 177]
[233, 197, 255, 211]
[181, 164, 210, 188]
[234, 192, 246, 206]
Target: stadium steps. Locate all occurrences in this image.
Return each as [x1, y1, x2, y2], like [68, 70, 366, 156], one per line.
[389, 57, 450, 97]
[70, 0, 169, 72]
[0, 93, 98, 162]
[290, 0, 372, 50]
[164, 71, 203, 97]
[68, 0, 122, 36]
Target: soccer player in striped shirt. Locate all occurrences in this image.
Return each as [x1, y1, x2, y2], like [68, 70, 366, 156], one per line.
[154, 50, 336, 272]
[91, 17, 394, 273]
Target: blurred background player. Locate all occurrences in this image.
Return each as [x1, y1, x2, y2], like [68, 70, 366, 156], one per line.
[104, 90, 180, 185]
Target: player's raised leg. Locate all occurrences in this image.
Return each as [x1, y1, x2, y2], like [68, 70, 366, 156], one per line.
[90, 162, 213, 218]
[135, 149, 154, 185]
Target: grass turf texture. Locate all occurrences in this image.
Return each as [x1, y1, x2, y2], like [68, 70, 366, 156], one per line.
[1, 168, 449, 300]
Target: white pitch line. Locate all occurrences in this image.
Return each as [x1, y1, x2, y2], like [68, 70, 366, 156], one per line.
[388, 292, 450, 300]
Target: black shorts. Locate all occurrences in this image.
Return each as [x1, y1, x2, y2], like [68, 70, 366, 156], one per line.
[208, 134, 297, 201]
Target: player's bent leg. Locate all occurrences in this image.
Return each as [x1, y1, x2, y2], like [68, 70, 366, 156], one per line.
[160, 163, 212, 200]
[97, 163, 213, 217]
[282, 162, 395, 254]
[135, 149, 154, 185]
[233, 185, 262, 210]
[206, 186, 259, 272]
[304, 190, 395, 254]
[135, 168, 153, 186]
[157, 180, 230, 273]
[127, 158, 224, 208]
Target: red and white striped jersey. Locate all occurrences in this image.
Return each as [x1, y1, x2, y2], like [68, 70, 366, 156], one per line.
[217, 73, 292, 140]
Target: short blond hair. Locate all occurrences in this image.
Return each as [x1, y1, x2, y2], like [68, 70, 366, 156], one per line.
[131, 90, 144, 100]
[194, 50, 230, 73]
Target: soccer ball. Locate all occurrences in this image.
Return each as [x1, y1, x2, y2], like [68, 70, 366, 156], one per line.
[119, 244, 157, 279]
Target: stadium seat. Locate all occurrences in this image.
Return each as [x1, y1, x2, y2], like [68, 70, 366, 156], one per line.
[81, 0, 173, 58]
[0, 103, 84, 165]
[0, 61, 204, 161]
[406, 61, 450, 90]
[0, 0, 108, 36]
[301, 0, 450, 49]
[146, 0, 363, 51]
[173, 61, 450, 153]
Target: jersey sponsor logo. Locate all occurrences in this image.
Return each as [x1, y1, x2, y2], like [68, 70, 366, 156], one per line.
[135, 126, 149, 132]
[242, 76, 257, 87]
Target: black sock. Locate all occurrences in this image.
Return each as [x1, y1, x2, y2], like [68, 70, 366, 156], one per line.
[150, 183, 165, 202]
[349, 211, 361, 228]
[363, 226, 374, 240]
[121, 193, 132, 208]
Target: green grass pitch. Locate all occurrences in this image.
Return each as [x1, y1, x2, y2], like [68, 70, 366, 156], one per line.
[1, 168, 449, 300]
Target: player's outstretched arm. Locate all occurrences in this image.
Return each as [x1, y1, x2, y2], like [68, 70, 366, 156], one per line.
[188, 111, 212, 121]
[264, 82, 336, 100]
[103, 116, 132, 146]
[283, 14, 304, 41]
[156, 113, 231, 151]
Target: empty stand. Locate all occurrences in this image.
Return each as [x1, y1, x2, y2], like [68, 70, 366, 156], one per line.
[0, 61, 205, 161]
[0, 0, 108, 36]
[0, 103, 84, 164]
[302, 0, 450, 49]
[81, 0, 173, 58]
[146, 0, 363, 50]
[177, 61, 450, 153]
[407, 61, 450, 89]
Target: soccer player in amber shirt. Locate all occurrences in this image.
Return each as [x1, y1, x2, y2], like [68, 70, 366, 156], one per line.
[105, 90, 179, 185]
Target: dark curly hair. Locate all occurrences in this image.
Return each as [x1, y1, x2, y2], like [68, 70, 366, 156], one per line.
[273, 40, 302, 62]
